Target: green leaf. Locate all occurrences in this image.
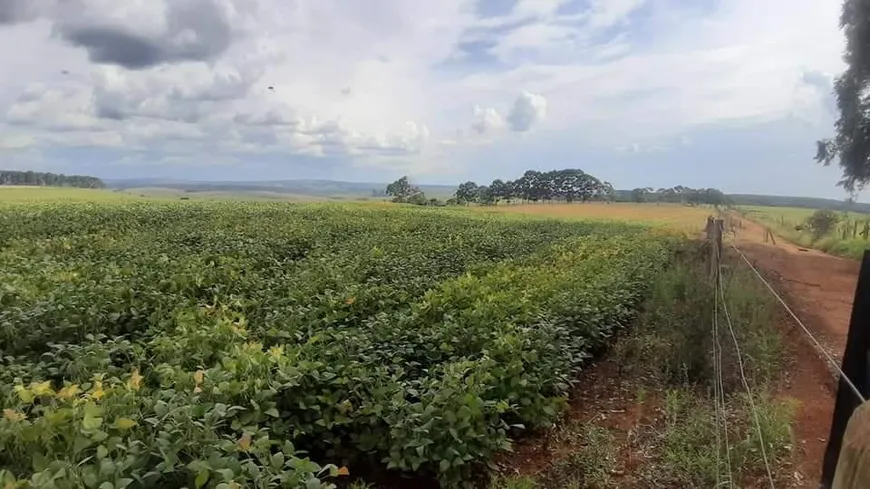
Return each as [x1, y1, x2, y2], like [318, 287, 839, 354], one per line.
[73, 436, 92, 454]
[264, 407, 280, 418]
[195, 470, 210, 489]
[305, 478, 322, 489]
[96, 445, 108, 459]
[271, 452, 285, 468]
[114, 417, 137, 430]
[32, 452, 48, 472]
[82, 413, 103, 430]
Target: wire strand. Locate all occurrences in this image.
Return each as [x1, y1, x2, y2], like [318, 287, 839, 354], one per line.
[712, 272, 722, 489]
[718, 265, 776, 489]
[730, 243, 866, 403]
[713, 243, 734, 487]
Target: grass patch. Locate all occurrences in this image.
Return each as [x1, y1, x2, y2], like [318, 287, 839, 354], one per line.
[615, 242, 793, 485]
[489, 241, 794, 488]
[489, 422, 616, 489]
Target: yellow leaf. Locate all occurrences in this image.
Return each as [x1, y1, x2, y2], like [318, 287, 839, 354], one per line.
[90, 381, 105, 400]
[56, 384, 81, 400]
[127, 369, 143, 391]
[228, 483, 241, 489]
[268, 345, 284, 358]
[31, 381, 54, 397]
[337, 466, 350, 476]
[345, 297, 356, 305]
[3, 408, 26, 422]
[237, 433, 252, 452]
[114, 417, 137, 430]
[193, 386, 202, 394]
[14, 385, 34, 403]
[193, 370, 204, 385]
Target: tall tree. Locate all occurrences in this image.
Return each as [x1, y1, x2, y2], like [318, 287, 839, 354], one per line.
[815, 0, 870, 192]
[454, 181, 479, 204]
[385, 176, 424, 203]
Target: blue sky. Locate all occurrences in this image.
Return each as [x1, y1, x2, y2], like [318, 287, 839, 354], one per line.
[0, 0, 856, 199]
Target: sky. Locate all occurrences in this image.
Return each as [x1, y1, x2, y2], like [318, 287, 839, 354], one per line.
[0, 0, 858, 199]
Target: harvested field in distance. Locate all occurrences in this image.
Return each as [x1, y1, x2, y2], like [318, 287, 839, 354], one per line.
[476, 203, 715, 231]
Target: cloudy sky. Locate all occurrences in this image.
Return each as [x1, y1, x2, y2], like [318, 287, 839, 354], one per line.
[0, 0, 856, 198]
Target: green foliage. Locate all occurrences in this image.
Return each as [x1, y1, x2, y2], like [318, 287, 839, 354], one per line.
[538, 423, 614, 488]
[805, 209, 841, 239]
[0, 171, 105, 189]
[815, 0, 870, 191]
[0, 201, 675, 487]
[660, 390, 795, 487]
[384, 176, 427, 205]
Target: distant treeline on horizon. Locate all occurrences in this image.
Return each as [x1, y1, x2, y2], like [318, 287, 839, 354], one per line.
[0, 170, 105, 189]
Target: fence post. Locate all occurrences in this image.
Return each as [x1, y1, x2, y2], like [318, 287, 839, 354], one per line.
[831, 401, 870, 488]
[706, 217, 723, 278]
[822, 250, 870, 488]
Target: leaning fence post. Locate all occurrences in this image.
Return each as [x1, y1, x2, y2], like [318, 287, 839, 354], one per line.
[822, 250, 870, 488]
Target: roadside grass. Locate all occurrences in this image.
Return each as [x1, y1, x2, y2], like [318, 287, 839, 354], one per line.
[740, 205, 869, 259]
[489, 241, 796, 488]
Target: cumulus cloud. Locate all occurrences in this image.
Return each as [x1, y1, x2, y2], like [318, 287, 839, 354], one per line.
[56, 0, 234, 69]
[507, 91, 546, 132]
[0, 0, 849, 181]
[0, 0, 241, 68]
[0, 0, 43, 24]
[471, 105, 504, 134]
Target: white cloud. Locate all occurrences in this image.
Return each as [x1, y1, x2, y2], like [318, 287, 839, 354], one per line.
[471, 105, 504, 134]
[507, 91, 547, 132]
[0, 0, 848, 185]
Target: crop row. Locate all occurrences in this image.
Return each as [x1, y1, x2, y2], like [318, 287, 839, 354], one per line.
[0, 202, 675, 488]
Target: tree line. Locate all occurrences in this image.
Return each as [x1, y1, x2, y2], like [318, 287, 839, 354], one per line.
[0, 171, 105, 189]
[627, 186, 728, 206]
[383, 172, 729, 207]
[452, 169, 614, 205]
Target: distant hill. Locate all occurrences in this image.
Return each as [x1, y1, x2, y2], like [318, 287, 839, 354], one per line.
[727, 194, 870, 213]
[103, 178, 870, 212]
[105, 178, 457, 200]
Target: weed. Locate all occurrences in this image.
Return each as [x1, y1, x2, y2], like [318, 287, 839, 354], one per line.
[488, 475, 537, 489]
[538, 424, 616, 489]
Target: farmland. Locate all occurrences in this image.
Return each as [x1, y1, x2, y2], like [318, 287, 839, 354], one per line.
[478, 203, 713, 233]
[739, 205, 870, 259]
[0, 199, 677, 488]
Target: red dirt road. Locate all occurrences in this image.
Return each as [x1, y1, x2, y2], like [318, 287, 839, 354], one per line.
[729, 216, 861, 485]
[730, 217, 858, 368]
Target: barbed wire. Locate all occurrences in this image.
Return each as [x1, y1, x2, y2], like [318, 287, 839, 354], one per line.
[712, 243, 734, 488]
[717, 263, 776, 489]
[729, 242, 866, 403]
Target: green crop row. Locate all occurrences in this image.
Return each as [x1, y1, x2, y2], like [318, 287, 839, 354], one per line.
[0, 202, 677, 488]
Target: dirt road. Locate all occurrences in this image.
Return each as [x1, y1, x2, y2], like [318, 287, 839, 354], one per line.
[730, 216, 859, 365]
[728, 215, 861, 484]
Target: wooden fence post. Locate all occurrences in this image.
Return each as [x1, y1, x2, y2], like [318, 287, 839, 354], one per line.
[706, 218, 723, 279]
[822, 250, 870, 488]
[831, 401, 870, 488]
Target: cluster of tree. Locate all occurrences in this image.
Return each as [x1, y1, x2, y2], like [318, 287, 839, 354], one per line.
[451, 169, 614, 205]
[384, 176, 444, 206]
[0, 171, 105, 189]
[628, 186, 728, 206]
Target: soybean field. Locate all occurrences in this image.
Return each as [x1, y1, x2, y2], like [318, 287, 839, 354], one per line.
[0, 201, 678, 488]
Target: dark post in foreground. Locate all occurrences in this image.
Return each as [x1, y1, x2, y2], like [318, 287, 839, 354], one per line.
[821, 250, 870, 487]
[830, 401, 870, 488]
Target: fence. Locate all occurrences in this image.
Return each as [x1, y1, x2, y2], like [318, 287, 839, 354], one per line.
[708, 214, 870, 488]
